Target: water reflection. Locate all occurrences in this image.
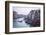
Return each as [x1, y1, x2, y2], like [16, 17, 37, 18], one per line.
[13, 18, 30, 28]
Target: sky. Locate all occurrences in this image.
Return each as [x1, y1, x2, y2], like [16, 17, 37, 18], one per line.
[13, 7, 39, 15]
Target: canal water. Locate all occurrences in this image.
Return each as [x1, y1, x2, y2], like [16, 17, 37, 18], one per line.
[13, 18, 30, 28]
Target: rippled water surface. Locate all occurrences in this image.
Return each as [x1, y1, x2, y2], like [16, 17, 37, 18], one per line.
[13, 18, 31, 28]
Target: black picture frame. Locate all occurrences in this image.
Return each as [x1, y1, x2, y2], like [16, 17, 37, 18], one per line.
[5, 1, 45, 34]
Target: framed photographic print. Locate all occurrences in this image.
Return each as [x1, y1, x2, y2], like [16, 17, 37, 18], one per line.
[5, 1, 45, 34]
